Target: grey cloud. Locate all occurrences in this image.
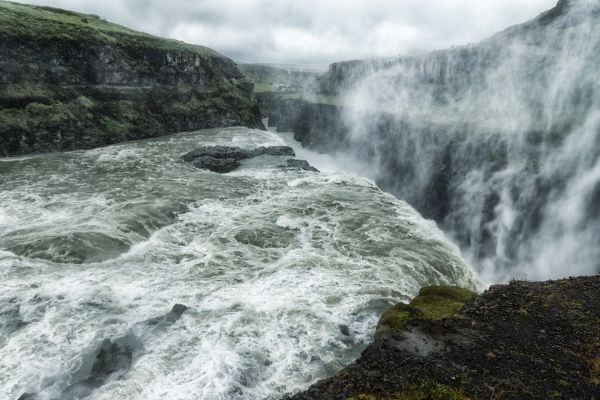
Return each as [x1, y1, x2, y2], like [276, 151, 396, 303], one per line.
[13, 0, 558, 64]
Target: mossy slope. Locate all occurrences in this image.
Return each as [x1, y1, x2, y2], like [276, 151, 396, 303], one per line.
[376, 285, 475, 336]
[348, 382, 471, 400]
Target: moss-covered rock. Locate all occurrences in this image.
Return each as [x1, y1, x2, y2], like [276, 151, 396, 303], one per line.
[347, 383, 471, 400]
[376, 285, 475, 336]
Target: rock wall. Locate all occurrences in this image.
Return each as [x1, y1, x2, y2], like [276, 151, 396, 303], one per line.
[0, 2, 264, 156]
[259, 0, 600, 280]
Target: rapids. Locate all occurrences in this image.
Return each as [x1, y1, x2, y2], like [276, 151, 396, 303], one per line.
[0, 128, 476, 400]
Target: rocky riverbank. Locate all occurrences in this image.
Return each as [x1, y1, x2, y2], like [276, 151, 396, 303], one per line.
[0, 2, 264, 156]
[289, 276, 600, 399]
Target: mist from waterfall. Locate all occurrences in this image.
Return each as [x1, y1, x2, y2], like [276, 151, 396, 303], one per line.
[333, 0, 600, 283]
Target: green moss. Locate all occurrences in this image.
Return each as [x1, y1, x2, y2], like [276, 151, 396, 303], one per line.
[377, 286, 475, 335]
[25, 101, 75, 126]
[592, 358, 600, 385]
[76, 96, 95, 109]
[412, 286, 475, 321]
[348, 383, 471, 400]
[0, 108, 27, 129]
[98, 115, 132, 135]
[0, 0, 220, 56]
[377, 303, 414, 334]
[0, 83, 53, 102]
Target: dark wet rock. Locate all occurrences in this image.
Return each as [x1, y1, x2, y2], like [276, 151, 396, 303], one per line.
[62, 334, 142, 399]
[252, 146, 295, 157]
[148, 304, 188, 325]
[182, 145, 295, 173]
[192, 156, 240, 173]
[339, 324, 350, 337]
[182, 146, 250, 163]
[291, 276, 600, 400]
[166, 304, 188, 322]
[285, 159, 319, 172]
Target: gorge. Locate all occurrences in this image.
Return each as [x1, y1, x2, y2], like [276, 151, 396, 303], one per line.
[1, 0, 599, 399]
[258, 0, 600, 284]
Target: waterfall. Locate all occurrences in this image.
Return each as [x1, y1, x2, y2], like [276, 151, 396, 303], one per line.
[332, 0, 600, 282]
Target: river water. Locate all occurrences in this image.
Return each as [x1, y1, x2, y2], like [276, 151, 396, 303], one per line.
[0, 127, 476, 400]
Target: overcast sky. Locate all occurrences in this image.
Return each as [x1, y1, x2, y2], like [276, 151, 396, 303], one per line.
[14, 0, 558, 65]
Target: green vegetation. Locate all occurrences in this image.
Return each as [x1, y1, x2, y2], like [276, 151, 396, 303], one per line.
[0, 83, 52, 103]
[348, 383, 471, 400]
[0, 0, 220, 56]
[0, 101, 75, 130]
[0, 2, 262, 155]
[592, 339, 600, 385]
[254, 82, 280, 93]
[412, 286, 475, 320]
[592, 358, 600, 385]
[377, 286, 475, 335]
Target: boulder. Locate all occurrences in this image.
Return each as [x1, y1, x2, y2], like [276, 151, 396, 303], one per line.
[182, 146, 250, 163]
[285, 159, 319, 172]
[192, 156, 240, 173]
[148, 304, 189, 326]
[182, 145, 296, 173]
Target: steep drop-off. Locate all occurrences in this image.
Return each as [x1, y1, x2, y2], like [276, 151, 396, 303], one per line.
[0, 1, 264, 156]
[291, 276, 600, 400]
[261, 0, 600, 281]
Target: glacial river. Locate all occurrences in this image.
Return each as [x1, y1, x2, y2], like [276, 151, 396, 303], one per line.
[0, 127, 476, 400]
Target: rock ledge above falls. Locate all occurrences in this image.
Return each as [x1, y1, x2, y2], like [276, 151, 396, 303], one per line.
[182, 145, 319, 173]
[289, 276, 600, 400]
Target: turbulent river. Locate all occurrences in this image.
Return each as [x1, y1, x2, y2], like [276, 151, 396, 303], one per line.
[0, 127, 476, 400]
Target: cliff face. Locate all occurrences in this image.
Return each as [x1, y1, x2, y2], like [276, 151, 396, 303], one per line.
[0, 1, 264, 156]
[262, 0, 600, 280]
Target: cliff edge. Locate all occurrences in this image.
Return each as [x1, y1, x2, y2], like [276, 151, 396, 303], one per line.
[0, 1, 264, 156]
[289, 277, 600, 399]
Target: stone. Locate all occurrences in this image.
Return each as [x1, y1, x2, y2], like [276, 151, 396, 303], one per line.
[285, 159, 319, 172]
[192, 156, 240, 173]
[147, 304, 189, 325]
[339, 324, 350, 336]
[183, 145, 296, 173]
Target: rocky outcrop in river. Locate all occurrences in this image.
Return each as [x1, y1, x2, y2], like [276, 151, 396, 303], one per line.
[0, 2, 264, 156]
[182, 145, 318, 173]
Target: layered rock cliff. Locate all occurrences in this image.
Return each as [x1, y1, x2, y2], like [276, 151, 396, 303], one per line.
[0, 1, 264, 156]
[261, 0, 600, 281]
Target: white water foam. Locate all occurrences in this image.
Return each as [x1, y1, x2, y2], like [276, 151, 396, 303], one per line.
[0, 128, 477, 400]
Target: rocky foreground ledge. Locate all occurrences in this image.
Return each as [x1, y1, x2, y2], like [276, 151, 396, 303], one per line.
[290, 276, 600, 400]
